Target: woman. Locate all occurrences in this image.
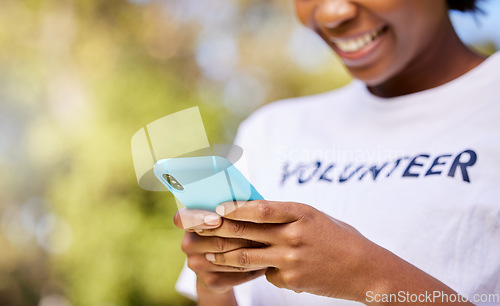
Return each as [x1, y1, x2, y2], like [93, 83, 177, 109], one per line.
[174, 0, 499, 305]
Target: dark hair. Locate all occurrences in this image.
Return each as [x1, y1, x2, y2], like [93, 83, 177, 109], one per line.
[447, 0, 481, 12]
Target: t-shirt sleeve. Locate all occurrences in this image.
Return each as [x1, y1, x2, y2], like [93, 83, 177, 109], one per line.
[231, 118, 254, 179]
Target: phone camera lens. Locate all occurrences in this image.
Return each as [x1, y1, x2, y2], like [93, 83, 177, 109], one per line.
[163, 174, 184, 191]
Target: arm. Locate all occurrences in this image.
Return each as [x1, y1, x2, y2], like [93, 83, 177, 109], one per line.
[365, 245, 472, 305]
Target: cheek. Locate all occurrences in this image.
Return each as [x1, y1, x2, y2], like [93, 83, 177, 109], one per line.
[390, 1, 448, 61]
[356, 0, 406, 13]
[359, 0, 447, 84]
[294, 1, 315, 28]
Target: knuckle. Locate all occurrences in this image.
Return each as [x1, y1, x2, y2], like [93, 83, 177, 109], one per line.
[295, 203, 314, 222]
[213, 237, 226, 252]
[283, 250, 300, 265]
[173, 212, 180, 227]
[174, 211, 185, 229]
[284, 227, 303, 248]
[187, 256, 203, 271]
[176, 208, 193, 228]
[231, 221, 247, 237]
[256, 201, 272, 221]
[181, 234, 193, 254]
[203, 274, 221, 288]
[238, 249, 251, 267]
[217, 253, 226, 265]
[281, 271, 300, 288]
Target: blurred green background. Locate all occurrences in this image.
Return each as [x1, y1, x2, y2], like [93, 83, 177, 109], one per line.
[0, 0, 497, 305]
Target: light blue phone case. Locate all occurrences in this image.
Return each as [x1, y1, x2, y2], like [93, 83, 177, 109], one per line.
[153, 156, 263, 212]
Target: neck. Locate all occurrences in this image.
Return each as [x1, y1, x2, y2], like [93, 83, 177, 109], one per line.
[368, 16, 486, 98]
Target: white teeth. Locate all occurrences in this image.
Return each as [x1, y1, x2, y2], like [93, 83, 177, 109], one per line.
[333, 27, 385, 53]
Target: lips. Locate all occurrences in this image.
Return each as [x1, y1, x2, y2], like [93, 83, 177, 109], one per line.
[327, 25, 389, 63]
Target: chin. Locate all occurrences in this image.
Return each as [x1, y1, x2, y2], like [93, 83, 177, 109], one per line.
[348, 69, 392, 87]
[345, 58, 404, 87]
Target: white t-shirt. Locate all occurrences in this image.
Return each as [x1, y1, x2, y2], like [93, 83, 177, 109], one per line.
[176, 52, 500, 305]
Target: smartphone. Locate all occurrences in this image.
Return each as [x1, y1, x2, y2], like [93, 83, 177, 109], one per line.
[153, 156, 263, 212]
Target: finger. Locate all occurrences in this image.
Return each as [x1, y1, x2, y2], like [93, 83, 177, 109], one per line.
[174, 208, 221, 230]
[205, 247, 276, 269]
[198, 269, 267, 290]
[182, 233, 265, 254]
[187, 254, 264, 273]
[195, 219, 277, 244]
[216, 200, 311, 224]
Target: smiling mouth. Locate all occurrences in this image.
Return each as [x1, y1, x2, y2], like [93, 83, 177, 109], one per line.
[330, 26, 388, 53]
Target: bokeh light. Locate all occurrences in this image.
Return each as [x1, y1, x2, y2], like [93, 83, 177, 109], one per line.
[0, 0, 497, 304]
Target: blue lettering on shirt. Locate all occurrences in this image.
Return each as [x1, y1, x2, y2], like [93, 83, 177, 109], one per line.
[281, 149, 477, 185]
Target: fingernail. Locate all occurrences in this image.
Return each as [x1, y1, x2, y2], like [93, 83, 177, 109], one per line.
[195, 229, 203, 233]
[205, 253, 215, 262]
[204, 215, 220, 226]
[215, 205, 225, 216]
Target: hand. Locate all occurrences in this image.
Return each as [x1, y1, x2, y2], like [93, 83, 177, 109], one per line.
[193, 201, 473, 305]
[194, 200, 381, 301]
[174, 208, 267, 294]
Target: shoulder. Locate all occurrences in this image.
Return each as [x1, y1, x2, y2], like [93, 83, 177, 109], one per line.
[236, 81, 358, 137]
